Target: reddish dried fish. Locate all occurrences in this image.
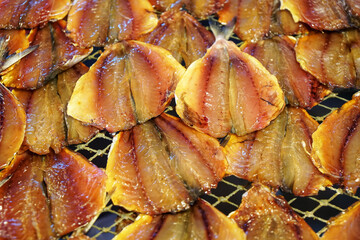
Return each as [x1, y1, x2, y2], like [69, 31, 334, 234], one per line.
[242, 36, 330, 108]
[0, 149, 106, 239]
[0, 0, 70, 29]
[295, 31, 358, 89]
[66, 0, 158, 48]
[0, 83, 26, 170]
[106, 113, 227, 214]
[175, 38, 285, 138]
[230, 184, 319, 240]
[57, 63, 99, 145]
[281, 0, 352, 31]
[225, 107, 331, 196]
[1, 21, 92, 90]
[13, 64, 98, 155]
[68, 41, 185, 133]
[142, 8, 215, 67]
[0, 152, 55, 240]
[218, 0, 305, 42]
[312, 92, 360, 193]
[113, 199, 246, 240]
[44, 148, 107, 236]
[322, 201, 360, 240]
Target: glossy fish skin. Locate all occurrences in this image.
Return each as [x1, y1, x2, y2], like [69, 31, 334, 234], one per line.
[322, 201, 360, 240]
[281, 0, 350, 31]
[225, 107, 331, 196]
[0, 0, 70, 29]
[230, 184, 319, 240]
[0, 152, 55, 240]
[218, 0, 305, 42]
[0, 83, 26, 170]
[44, 148, 107, 236]
[242, 36, 330, 108]
[312, 92, 360, 193]
[113, 199, 246, 240]
[142, 9, 215, 67]
[176, 38, 285, 138]
[66, 0, 158, 48]
[57, 63, 99, 145]
[68, 41, 185, 133]
[13, 80, 65, 155]
[1, 21, 91, 90]
[106, 113, 227, 215]
[0, 149, 106, 239]
[296, 31, 357, 89]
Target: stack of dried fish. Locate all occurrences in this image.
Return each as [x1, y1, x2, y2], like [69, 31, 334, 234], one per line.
[0, 0, 360, 239]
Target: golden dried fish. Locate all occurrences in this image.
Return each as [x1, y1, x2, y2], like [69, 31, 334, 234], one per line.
[0, 149, 106, 238]
[13, 64, 98, 155]
[142, 8, 215, 67]
[66, 0, 158, 48]
[0, 83, 26, 170]
[0, 152, 55, 240]
[106, 113, 227, 214]
[230, 184, 319, 240]
[175, 37, 285, 138]
[312, 92, 360, 193]
[322, 201, 360, 240]
[1, 21, 92, 90]
[295, 31, 360, 89]
[281, 0, 352, 31]
[218, 0, 305, 42]
[68, 41, 185, 133]
[225, 107, 331, 196]
[113, 199, 246, 240]
[0, 0, 70, 29]
[241, 36, 330, 108]
[44, 148, 107, 236]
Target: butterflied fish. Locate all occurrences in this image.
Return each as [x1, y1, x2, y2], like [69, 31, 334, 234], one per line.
[1, 21, 92, 90]
[175, 36, 285, 138]
[0, 149, 107, 239]
[312, 92, 360, 193]
[113, 199, 246, 240]
[66, 0, 158, 48]
[281, 0, 357, 31]
[241, 36, 330, 108]
[106, 113, 227, 214]
[0, 0, 70, 29]
[0, 152, 55, 240]
[13, 63, 98, 155]
[295, 31, 359, 89]
[141, 8, 215, 67]
[225, 107, 331, 196]
[67, 41, 185, 133]
[218, 0, 306, 42]
[230, 184, 319, 240]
